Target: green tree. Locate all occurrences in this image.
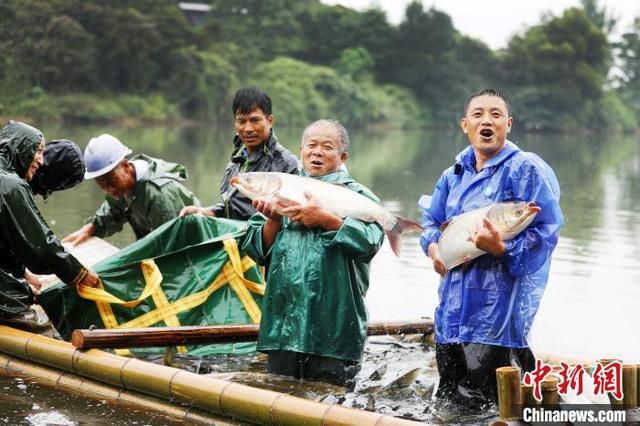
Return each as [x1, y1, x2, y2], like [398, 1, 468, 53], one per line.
[296, 5, 394, 68]
[378, 2, 495, 123]
[202, 0, 311, 63]
[616, 17, 640, 113]
[36, 15, 97, 91]
[580, 0, 617, 36]
[502, 8, 611, 130]
[333, 47, 374, 80]
[163, 48, 239, 120]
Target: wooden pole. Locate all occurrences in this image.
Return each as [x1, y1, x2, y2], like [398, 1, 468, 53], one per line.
[623, 364, 637, 409]
[637, 364, 640, 408]
[72, 319, 434, 349]
[540, 375, 559, 409]
[496, 366, 521, 420]
[520, 383, 537, 408]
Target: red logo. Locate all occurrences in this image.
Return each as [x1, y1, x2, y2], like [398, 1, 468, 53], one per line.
[523, 359, 553, 401]
[592, 361, 623, 400]
[557, 362, 587, 396]
[523, 359, 624, 401]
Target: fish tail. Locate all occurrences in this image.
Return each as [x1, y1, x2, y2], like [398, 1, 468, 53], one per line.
[386, 217, 423, 257]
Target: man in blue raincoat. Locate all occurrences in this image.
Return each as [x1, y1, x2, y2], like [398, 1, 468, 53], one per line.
[243, 119, 384, 389]
[420, 89, 564, 404]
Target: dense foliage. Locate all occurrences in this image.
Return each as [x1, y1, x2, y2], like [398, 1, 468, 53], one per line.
[0, 0, 637, 130]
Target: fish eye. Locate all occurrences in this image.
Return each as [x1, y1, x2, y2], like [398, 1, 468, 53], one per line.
[515, 209, 522, 217]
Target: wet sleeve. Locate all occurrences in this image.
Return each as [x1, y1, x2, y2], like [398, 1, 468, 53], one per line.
[502, 162, 564, 277]
[320, 217, 384, 262]
[145, 183, 198, 230]
[2, 184, 86, 284]
[88, 199, 125, 238]
[210, 202, 225, 217]
[420, 173, 449, 256]
[241, 213, 271, 266]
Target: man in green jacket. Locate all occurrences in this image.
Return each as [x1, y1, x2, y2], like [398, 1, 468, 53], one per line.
[64, 134, 200, 245]
[0, 121, 99, 335]
[242, 119, 384, 389]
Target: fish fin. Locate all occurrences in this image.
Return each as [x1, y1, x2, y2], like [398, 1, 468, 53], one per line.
[386, 217, 422, 257]
[272, 194, 300, 212]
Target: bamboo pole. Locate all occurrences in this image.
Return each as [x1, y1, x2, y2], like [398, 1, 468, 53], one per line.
[540, 375, 559, 409]
[637, 364, 640, 408]
[496, 366, 521, 420]
[72, 319, 434, 349]
[0, 325, 421, 426]
[0, 353, 234, 425]
[622, 364, 637, 409]
[520, 383, 537, 408]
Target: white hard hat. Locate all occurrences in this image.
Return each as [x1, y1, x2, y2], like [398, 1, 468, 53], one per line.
[83, 134, 132, 179]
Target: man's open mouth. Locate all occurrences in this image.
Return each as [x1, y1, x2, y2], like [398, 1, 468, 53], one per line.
[310, 160, 323, 166]
[480, 129, 494, 138]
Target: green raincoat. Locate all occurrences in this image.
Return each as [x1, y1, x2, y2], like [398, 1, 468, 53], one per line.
[0, 121, 87, 318]
[88, 154, 200, 239]
[242, 170, 384, 361]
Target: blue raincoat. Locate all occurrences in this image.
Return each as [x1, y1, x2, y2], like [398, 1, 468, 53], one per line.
[420, 141, 563, 348]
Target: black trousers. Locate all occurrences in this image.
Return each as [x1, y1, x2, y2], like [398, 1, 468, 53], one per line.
[435, 342, 535, 405]
[266, 350, 360, 390]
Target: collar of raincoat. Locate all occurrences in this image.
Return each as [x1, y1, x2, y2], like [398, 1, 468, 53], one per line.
[456, 140, 520, 171]
[0, 121, 43, 179]
[300, 167, 355, 185]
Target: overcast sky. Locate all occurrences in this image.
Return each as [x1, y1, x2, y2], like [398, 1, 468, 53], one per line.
[321, 0, 640, 49]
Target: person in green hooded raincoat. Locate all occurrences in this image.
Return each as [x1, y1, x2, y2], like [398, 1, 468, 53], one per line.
[0, 121, 99, 336]
[242, 119, 384, 389]
[63, 134, 200, 245]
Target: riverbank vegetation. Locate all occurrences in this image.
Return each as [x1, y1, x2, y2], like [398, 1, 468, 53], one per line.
[0, 0, 638, 131]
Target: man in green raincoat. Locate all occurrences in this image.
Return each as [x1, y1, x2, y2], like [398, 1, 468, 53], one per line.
[243, 119, 384, 389]
[63, 134, 200, 245]
[0, 121, 99, 335]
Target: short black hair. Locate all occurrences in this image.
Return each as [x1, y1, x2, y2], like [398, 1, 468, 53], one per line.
[232, 86, 272, 117]
[463, 88, 512, 116]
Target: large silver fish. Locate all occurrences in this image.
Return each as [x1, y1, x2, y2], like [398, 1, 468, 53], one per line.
[437, 202, 541, 270]
[230, 172, 422, 256]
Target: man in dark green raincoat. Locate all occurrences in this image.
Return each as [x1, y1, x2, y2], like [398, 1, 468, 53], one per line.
[0, 121, 99, 335]
[63, 134, 200, 245]
[243, 119, 384, 389]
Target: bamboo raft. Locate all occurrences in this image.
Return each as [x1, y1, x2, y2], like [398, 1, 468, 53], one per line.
[0, 326, 423, 425]
[13, 237, 433, 424]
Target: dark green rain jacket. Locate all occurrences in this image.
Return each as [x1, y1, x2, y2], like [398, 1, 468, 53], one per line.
[0, 121, 87, 318]
[212, 131, 299, 220]
[242, 170, 384, 361]
[88, 154, 200, 239]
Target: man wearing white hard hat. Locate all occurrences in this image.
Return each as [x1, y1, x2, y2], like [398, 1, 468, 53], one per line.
[63, 134, 200, 246]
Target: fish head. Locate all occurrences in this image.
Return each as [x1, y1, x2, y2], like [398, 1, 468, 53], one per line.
[487, 201, 540, 240]
[230, 172, 282, 200]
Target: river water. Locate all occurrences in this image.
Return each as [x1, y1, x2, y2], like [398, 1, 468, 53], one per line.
[2, 123, 639, 424]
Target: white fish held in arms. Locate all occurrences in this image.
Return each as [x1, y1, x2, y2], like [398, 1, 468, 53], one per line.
[230, 172, 422, 256]
[437, 202, 541, 270]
